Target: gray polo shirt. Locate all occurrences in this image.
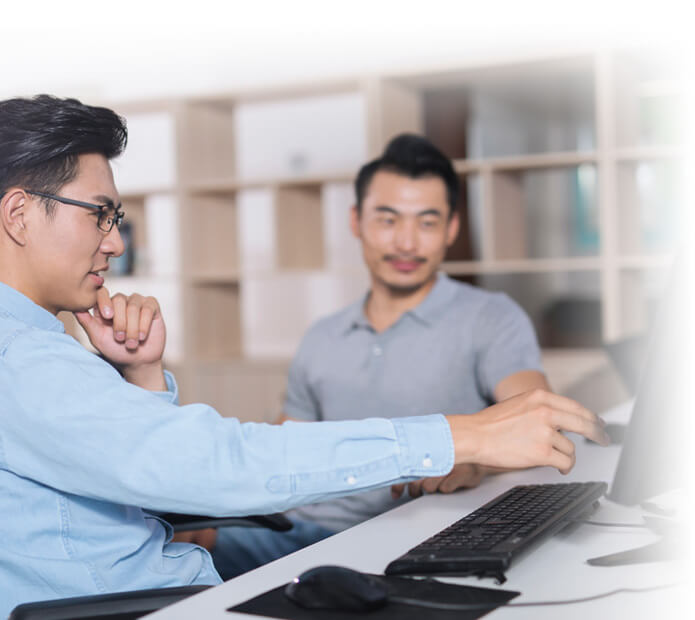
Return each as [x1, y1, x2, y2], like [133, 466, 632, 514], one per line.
[285, 273, 543, 532]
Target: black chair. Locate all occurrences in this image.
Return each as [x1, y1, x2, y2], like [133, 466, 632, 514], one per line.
[9, 512, 293, 620]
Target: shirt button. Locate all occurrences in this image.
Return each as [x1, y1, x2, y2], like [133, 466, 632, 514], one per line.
[372, 345, 382, 356]
[346, 475, 357, 485]
[422, 457, 433, 468]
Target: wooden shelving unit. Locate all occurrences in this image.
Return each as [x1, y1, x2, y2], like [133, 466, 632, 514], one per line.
[59, 47, 684, 420]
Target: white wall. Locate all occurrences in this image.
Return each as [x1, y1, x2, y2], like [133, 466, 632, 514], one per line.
[0, 1, 686, 102]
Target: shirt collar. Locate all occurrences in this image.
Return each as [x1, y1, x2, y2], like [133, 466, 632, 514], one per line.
[340, 272, 458, 335]
[0, 281, 65, 332]
[407, 272, 459, 325]
[340, 293, 373, 335]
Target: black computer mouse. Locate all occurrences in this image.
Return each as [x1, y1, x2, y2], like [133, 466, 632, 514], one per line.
[284, 565, 389, 611]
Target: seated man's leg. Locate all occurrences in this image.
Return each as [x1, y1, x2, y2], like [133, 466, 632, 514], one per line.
[211, 518, 334, 580]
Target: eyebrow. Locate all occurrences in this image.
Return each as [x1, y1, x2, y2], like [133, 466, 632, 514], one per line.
[93, 195, 122, 210]
[374, 205, 444, 217]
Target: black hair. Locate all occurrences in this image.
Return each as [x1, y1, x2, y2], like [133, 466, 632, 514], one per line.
[0, 95, 127, 213]
[354, 134, 459, 217]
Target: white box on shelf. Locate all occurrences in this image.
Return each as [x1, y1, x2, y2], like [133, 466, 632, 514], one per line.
[145, 194, 180, 277]
[111, 112, 176, 193]
[322, 183, 366, 273]
[234, 92, 367, 180]
[238, 188, 276, 272]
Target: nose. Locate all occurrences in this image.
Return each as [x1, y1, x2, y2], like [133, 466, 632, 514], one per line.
[394, 218, 417, 254]
[101, 225, 125, 258]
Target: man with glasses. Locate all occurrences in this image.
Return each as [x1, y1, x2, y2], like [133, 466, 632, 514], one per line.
[0, 95, 607, 615]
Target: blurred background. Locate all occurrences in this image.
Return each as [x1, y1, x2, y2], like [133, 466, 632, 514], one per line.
[1, 0, 692, 422]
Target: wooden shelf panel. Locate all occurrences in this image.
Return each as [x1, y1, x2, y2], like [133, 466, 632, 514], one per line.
[177, 101, 236, 186]
[183, 194, 239, 278]
[617, 254, 674, 270]
[186, 283, 242, 360]
[188, 272, 241, 284]
[453, 151, 597, 174]
[614, 146, 684, 161]
[185, 172, 355, 193]
[443, 257, 602, 275]
[274, 185, 324, 270]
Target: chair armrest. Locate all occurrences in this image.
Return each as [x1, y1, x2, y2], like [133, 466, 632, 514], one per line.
[9, 585, 211, 620]
[159, 512, 294, 532]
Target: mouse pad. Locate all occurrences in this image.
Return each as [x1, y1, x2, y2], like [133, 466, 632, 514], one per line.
[228, 574, 519, 619]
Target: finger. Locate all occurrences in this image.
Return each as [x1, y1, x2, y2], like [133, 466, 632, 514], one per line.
[440, 466, 484, 493]
[550, 409, 609, 446]
[408, 480, 424, 498]
[391, 484, 405, 500]
[125, 295, 144, 349]
[421, 476, 444, 494]
[110, 294, 128, 341]
[95, 287, 114, 319]
[530, 389, 600, 425]
[137, 298, 159, 341]
[73, 310, 96, 338]
[551, 431, 576, 459]
[546, 447, 575, 475]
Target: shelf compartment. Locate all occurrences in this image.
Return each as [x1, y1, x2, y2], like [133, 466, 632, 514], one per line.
[187, 283, 242, 360]
[183, 193, 239, 280]
[616, 159, 683, 256]
[486, 166, 599, 261]
[446, 173, 483, 262]
[613, 50, 686, 148]
[112, 110, 177, 194]
[177, 100, 236, 187]
[234, 91, 367, 179]
[617, 266, 670, 338]
[274, 185, 325, 270]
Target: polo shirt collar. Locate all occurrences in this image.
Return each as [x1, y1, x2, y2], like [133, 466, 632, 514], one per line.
[341, 272, 458, 334]
[0, 281, 65, 332]
[340, 293, 372, 335]
[407, 272, 459, 325]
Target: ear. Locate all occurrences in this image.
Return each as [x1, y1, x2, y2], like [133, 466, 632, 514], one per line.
[446, 211, 460, 247]
[349, 205, 361, 239]
[0, 189, 30, 246]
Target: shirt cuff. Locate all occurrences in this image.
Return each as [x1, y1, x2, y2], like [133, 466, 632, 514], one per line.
[392, 414, 455, 477]
[152, 370, 179, 405]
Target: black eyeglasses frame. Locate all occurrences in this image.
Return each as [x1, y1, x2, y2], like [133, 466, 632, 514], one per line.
[25, 189, 125, 233]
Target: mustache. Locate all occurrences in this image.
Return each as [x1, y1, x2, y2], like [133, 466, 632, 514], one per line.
[383, 255, 427, 264]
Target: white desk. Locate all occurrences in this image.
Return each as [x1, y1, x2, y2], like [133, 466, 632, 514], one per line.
[147, 407, 686, 619]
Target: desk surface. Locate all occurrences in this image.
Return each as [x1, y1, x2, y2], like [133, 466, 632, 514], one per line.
[147, 406, 686, 619]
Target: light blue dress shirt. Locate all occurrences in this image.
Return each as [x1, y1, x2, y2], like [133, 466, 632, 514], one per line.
[0, 282, 454, 616]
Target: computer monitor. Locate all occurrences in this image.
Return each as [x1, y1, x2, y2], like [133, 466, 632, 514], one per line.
[608, 253, 691, 506]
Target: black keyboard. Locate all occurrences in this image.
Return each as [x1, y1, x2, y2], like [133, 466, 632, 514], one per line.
[385, 481, 607, 583]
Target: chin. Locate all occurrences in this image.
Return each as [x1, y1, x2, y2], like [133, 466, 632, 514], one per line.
[63, 294, 98, 314]
[383, 276, 432, 295]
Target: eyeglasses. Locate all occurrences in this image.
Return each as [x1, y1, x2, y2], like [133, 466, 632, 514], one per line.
[25, 189, 125, 233]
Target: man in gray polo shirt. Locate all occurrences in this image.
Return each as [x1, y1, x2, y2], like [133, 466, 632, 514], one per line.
[210, 134, 552, 578]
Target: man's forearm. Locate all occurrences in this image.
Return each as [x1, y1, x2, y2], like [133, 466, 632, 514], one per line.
[494, 370, 550, 402]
